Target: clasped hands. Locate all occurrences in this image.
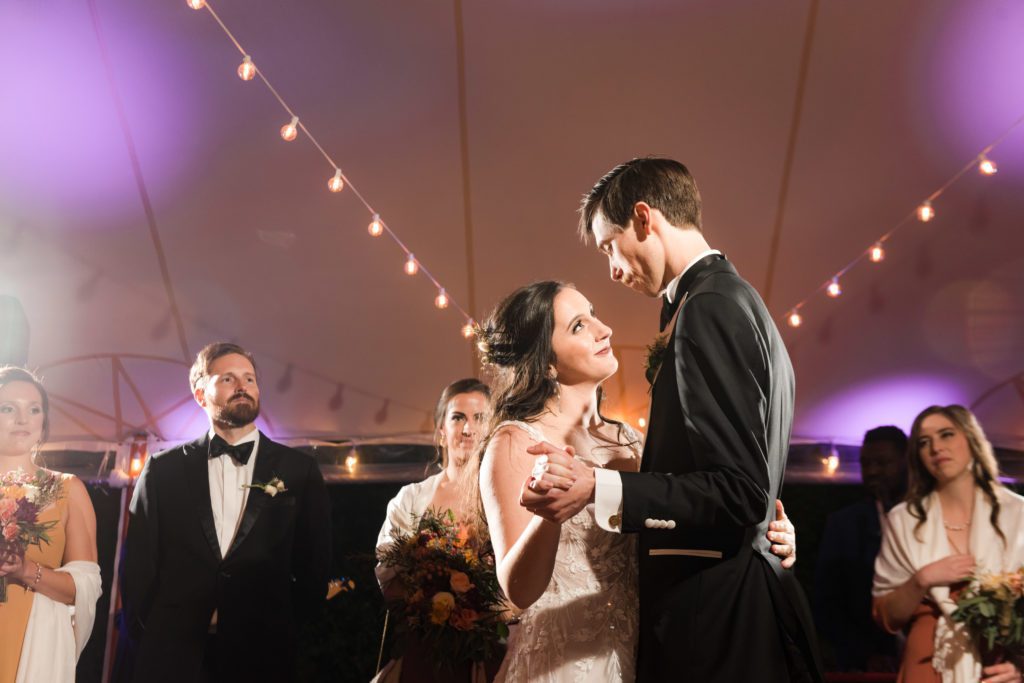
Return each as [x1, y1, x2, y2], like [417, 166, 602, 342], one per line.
[519, 441, 593, 525]
[517, 440, 797, 569]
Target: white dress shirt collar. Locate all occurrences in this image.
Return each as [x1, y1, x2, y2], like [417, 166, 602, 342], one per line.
[663, 249, 723, 303]
[208, 425, 260, 447]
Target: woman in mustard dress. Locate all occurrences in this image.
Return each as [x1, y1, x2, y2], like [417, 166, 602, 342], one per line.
[0, 367, 100, 682]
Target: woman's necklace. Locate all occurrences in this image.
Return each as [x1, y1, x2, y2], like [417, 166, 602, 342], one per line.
[943, 519, 971, 531]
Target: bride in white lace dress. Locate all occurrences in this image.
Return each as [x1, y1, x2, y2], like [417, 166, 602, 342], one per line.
[468, 281, 641, 682]
[464, 281, 798, 683]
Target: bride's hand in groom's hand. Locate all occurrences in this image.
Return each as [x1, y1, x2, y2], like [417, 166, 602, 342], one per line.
[526, 445, 578, 493]
[520, 442, 595, 524]
[768, 500, 797, 569]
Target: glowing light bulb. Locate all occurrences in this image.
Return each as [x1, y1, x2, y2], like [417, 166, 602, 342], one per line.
[788, 310, 802, 328]
[823, 454, 839, 476]
[978, 155, 998, 176]
[461, 321, 475, 339]
[368, 213, 383, 237]
[187, 0, 205, 9]
[917, 200, 935, 222]
[435, 289, 449, 309]
[345, 454, 358, 471]
[280, 116, 299, 142]
[827, 278, 842, 298]
[327, 168, 345, 193]
[237, 55, 256, 81]
[130, 457, 144, 476]
[637, 417, 647, 429]
[870, 242, 885, 263]
[404, 254, 418, 276]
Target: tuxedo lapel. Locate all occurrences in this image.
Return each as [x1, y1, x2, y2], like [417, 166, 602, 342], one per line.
[225, 432, 283, 560]
[659, 253, 726, 332]
[183, 434, 222, 561]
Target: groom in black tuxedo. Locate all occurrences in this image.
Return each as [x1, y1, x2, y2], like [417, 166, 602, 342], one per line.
[114, 342, 331, 683]
[524, 158, 822, 681]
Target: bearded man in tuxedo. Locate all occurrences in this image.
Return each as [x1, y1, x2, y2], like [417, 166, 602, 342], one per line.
[115, 342, 331, 683]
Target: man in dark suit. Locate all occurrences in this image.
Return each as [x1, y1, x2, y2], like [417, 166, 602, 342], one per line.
[815, 426, 907, 671]
[523, 158, 822, 681]
[115, 342, 331, 683]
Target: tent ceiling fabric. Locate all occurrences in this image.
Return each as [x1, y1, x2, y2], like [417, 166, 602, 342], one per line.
[0, 0, 1021, 447]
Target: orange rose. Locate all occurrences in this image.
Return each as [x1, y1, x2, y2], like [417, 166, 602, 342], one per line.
[430, 591, 455, 624]
[0, 497, 17, 523]
[449, 570, 473, 594]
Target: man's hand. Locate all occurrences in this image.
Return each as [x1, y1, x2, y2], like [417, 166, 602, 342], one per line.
[768, 500, 797, 569]
[519, 441, 595, 524]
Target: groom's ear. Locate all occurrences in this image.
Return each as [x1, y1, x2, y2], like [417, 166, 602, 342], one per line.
[632, 202, 654, 240]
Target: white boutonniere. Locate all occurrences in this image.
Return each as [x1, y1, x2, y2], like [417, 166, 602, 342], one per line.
[242, 476, 287, 497]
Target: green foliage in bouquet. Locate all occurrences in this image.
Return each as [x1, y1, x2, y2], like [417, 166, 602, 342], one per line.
[952, 567, 1024, 666]
[376, 508, 508, 671]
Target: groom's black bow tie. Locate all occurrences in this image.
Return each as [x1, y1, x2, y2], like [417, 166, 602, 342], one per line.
[209, 434, 255, 466]
[659, 253, 725, 331]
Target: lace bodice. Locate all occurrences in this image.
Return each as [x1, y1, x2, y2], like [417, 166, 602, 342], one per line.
[492, 420, 640, 683]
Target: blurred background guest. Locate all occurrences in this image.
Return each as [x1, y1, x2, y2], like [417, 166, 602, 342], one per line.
[815, 426, 907, 671]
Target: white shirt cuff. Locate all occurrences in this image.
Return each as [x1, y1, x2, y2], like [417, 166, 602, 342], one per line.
[594, 468, 624, 533]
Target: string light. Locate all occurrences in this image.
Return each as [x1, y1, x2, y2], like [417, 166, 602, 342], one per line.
[637, 417, 647, 429]
[461, 321, 475, 339]
[869, 242, 885, 263]
[237, 55, 256, 81]
[368, 214, 383, 237]
[193, 1, 595, 339]
[916, 200, 935, 223]
[280, 116, 299, 142]
[434, 288, 449, 309]
[978, 154, 998, 176]
[327, 168, 345, 193]
[778, 113, 1023, 334]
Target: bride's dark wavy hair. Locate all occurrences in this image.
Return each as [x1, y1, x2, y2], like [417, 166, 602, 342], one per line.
[460, 281, 636, 531]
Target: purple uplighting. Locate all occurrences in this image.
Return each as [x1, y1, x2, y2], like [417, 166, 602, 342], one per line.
[0, 2, 200, 224]
[916, 1, 1024, 149]
[797, 374, 968, 444]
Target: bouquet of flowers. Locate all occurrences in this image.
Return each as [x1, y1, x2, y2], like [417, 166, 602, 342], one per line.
[0, 468, 62, 603]
[951, 567, 1024, 667]
[376, 508, 508, 670]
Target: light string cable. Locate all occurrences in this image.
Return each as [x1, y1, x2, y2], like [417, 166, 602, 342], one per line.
[783, 112, 1024, 329]
[196, 0, 477, 335]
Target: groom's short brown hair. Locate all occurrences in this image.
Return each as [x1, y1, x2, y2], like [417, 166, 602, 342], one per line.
[578, 157, 702, 243]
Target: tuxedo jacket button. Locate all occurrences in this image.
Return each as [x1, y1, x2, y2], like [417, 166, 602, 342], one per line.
[666, 520, 676, 530]
[644, 519, 655, 528]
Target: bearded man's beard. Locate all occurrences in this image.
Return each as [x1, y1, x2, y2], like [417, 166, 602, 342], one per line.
[214, 394, 260, 428]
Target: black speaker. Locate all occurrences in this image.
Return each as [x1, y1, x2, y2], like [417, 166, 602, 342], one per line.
[0, 295, 30, 367]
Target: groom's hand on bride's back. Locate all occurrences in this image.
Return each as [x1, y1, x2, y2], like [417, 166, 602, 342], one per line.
[519, 442, 595, 524]
[768, 499, 797, 569]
